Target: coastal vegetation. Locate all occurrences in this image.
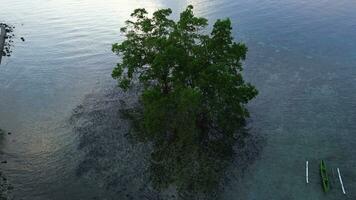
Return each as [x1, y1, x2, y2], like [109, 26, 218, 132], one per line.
[112, 5, 257, 198]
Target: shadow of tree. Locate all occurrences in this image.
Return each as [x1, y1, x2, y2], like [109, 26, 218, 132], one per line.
[122, 104, 264, 200]
[70, 87, 264, 200]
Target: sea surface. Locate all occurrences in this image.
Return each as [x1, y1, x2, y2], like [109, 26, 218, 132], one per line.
[1, 0, 356, 199]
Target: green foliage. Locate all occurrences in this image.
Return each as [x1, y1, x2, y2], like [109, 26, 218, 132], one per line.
[113, 5, 258, 198]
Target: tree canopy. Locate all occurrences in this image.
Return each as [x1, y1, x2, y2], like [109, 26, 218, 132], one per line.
[112, 5, 258, 198]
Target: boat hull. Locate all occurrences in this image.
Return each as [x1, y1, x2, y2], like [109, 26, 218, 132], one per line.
[320, 160, 330, 192]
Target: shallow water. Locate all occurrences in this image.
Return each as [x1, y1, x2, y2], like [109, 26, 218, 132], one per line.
[0, 0, 356, 199]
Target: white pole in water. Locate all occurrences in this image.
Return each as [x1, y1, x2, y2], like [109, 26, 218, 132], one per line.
[337, 168, 346, 194]
[306, 161, 309, 183]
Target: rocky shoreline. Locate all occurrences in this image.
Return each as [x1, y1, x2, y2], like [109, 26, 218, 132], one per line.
[0, 23, 15, 65]
[0, 128, 13, 200]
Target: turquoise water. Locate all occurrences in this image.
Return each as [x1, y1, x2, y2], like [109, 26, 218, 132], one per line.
[1, 0, 356, 199]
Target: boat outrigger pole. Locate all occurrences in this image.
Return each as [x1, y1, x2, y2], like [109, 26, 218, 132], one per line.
[306, 161, 309, 183]
[337, 168, 346, 194]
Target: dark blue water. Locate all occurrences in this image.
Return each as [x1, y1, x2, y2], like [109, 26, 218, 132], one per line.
[1, 0, 356, 199]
